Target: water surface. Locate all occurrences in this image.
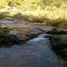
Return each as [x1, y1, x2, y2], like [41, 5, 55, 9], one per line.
[0, 34, 67, 67]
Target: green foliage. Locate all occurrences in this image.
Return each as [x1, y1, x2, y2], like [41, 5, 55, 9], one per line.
[0, 0, 8, 8]
[8, 0, 67, 21]
[49, 19, 67, 27]
[52, 34, 67, 44]
[51, 35, 66, 51]
[60, 35, 67, 44]
[0, 0, 67, 26]
[10, 0, 67, 10]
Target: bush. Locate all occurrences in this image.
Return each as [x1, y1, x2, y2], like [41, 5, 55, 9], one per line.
[49, 19, 67, 27]
[50, 35, 67, 49]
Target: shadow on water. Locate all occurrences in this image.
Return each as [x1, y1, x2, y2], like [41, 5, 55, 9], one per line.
[51, 45, 67, 61]
[0, 35, 38, 48]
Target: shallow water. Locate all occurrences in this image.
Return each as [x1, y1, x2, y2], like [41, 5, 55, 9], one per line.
[0, 34, 67, 67]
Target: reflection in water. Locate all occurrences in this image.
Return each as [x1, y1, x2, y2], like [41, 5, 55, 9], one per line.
[0, 34, 67, 67]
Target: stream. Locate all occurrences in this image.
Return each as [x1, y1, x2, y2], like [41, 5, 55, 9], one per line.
[0, 33, 67, 67]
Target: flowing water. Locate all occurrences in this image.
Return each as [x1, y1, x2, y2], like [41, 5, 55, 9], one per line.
[0, 19, 67, 67]
[0, 33, 67, 67]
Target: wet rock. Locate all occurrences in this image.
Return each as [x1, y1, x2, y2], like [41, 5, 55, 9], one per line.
[28, 28, 42, 35]
[0, 27, 43, 47]
[10, 28, 42, 41]
[13, 29, 42, 41]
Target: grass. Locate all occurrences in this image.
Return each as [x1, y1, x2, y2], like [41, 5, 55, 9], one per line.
[0, 26, 32, 30]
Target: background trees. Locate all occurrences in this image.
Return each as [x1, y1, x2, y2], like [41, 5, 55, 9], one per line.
[0, 0, 67, 20]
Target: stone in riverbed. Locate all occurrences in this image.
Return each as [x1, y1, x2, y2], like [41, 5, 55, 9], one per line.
[0, 27, 42, 47]
[10, 28, 42, 41]
[28, 28, 42, 35]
